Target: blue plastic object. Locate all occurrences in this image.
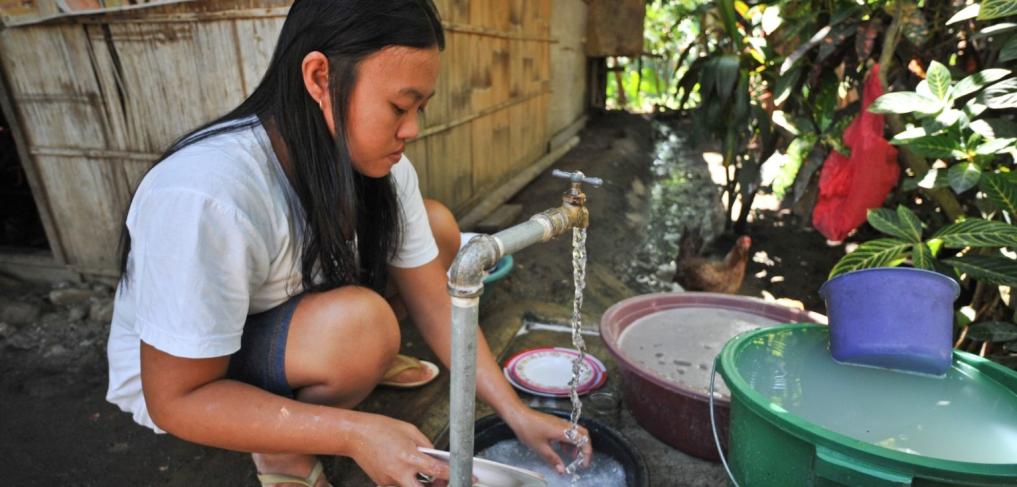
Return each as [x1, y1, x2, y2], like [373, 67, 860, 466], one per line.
[819, 267, 960, 376]
[478, 255, 513, 305]
[483, 255, 513, 285]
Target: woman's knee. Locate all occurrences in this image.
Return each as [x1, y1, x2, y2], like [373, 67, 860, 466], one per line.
[323, 286, 400, 353]
[424, 199, 460, 269]
[285, 286, 400, 390]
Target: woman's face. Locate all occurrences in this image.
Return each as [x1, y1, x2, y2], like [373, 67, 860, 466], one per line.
[332, 46, 440, 178]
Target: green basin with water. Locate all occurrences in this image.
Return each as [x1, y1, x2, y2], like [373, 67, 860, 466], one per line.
[717, 324, 1017, 486]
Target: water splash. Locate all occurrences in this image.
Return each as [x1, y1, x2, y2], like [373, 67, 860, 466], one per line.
[564, 227, 589, 481]
[479, 439, 625, 487]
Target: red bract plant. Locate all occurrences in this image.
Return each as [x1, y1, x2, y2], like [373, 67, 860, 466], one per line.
[812, 65, 900, 242]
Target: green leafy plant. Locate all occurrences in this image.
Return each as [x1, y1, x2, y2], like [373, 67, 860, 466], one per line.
[629, 0, 1017, 363]
[679, 0, 895, 231]
[867, 62, 1016, 195]
[828, 1, 1017, 364]
[830, 199, 1017, 359]
[830, 205, 1017, 285]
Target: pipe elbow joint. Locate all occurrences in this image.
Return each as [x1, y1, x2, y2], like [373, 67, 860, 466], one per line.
[447, 234, 501, 298]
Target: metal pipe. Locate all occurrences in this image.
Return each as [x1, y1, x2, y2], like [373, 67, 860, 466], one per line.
[448, 295, 480, 487]
[446, 170, 601, 487]
[447, 235, 498, 487]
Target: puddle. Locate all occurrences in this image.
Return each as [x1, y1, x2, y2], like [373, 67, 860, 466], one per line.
[624, 121, 727, 293]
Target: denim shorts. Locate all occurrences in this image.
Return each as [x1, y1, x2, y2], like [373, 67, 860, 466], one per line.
[226, 293, 305, 398]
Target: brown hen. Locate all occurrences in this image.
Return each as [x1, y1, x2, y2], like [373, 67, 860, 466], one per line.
[673, 232, 752, 294]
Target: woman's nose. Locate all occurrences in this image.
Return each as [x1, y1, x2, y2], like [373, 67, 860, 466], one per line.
[397, 113, 419, 141]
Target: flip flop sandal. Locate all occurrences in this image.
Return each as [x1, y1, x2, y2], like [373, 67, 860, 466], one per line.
[380, 354, 440, 388]
[258, 459, 326, 486]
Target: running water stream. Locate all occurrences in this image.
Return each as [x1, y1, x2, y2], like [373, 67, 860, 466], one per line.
[564, 227, 589, 481]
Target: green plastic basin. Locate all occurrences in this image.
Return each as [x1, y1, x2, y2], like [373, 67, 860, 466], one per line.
[717, 324, 1017, 486]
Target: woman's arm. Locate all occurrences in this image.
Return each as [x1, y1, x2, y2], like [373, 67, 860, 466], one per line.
[140, 342, 448, 484]
[389, 260, 592, 471]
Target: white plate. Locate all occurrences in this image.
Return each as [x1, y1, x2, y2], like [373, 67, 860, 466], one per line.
[503, 366, 604, 398]
[418, 447, 547, 487]
[507, 348, 602, 394]
[504, 368, 568, 398]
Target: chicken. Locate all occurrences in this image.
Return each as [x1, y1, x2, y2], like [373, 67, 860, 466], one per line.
[673, 231, 752, 294]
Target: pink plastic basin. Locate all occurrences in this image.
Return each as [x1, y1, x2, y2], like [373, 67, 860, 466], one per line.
[600, 292, 825, 461]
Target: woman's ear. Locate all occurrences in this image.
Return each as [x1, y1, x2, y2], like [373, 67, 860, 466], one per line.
[301, 51, 330, 111]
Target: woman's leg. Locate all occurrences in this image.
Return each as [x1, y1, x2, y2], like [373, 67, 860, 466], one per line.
[252, 286, 401, 486]
[253, 199, 461, 483]
[285, 286, 401, 404]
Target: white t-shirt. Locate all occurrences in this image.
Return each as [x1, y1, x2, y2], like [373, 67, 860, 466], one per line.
[106, 119, 438, 431]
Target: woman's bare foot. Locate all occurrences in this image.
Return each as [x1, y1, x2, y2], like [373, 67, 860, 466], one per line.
[251, 453, 332, 487]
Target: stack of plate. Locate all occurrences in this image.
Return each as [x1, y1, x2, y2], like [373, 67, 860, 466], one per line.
[503, 347, 607, 397]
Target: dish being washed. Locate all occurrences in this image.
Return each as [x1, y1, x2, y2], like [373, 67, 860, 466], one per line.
[418, 447, 547, 487]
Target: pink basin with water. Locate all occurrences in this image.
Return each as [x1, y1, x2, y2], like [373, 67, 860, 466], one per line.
[600, 292, 825, 460]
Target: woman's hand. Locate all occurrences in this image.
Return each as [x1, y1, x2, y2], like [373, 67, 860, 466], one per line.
[348, 413, 450, 487]
[504, 407, 593, 474]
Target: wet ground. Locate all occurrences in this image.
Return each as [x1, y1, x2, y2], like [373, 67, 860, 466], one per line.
[0, 111, 840, 485]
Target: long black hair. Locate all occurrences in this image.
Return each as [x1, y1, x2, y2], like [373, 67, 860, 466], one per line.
[119, 0, 445, 294]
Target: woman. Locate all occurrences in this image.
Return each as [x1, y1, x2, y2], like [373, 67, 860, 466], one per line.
[105, 1, 590, 486]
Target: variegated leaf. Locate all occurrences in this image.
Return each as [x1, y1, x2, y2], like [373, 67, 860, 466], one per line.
[979, 0, 1017, 20]
[932, 219, 1017, 248]
[896, 206, 924, 242]
[830, 239, 911, 278]
[912, 242, 936, 270]
[944, 255, 1017, 287]
[981, 173, 1017, 218]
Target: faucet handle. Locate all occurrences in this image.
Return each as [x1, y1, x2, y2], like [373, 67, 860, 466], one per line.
[552, 169, 603, 188]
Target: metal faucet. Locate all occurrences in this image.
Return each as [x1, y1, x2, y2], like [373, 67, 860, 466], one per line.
[547, 169, 602, 229]
[445, 170, 600, 487]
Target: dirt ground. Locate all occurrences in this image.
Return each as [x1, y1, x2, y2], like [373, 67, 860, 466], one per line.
[0, 111, 842, 486]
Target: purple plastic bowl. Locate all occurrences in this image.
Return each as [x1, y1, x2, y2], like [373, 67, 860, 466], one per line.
[819, 267, 960, 376]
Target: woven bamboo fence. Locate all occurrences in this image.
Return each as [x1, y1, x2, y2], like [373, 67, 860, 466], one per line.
[0, 0, 580, 279]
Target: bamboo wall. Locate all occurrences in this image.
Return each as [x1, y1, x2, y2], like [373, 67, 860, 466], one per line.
[0, 0, 575, 278]
[548, 0, 588, 137]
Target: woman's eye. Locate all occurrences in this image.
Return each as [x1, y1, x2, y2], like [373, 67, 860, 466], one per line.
[417, 106, 426, 114]
[392, 104, 407, 115]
